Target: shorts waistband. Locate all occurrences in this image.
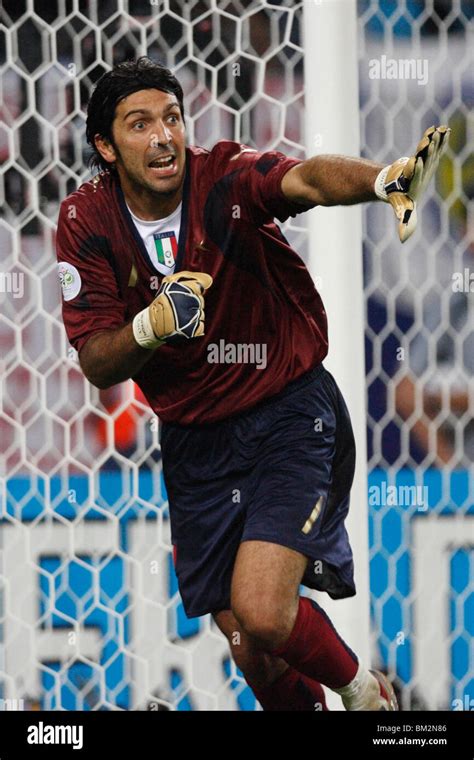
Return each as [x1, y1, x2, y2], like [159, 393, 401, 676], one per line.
[241, 362, 325, 418]
[161, 363, 325, 433]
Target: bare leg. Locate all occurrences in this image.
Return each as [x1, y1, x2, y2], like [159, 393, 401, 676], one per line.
[227, 539, 396, 710]
[213, 607, 328, 710]
[230, 540, 308, 650]
[213, 609, 288, 689]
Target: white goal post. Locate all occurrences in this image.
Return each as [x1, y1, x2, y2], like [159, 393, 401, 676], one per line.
[303, 0, 370, 710]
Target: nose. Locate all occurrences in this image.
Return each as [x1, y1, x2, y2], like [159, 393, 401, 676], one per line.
[151, 120, 173, 147]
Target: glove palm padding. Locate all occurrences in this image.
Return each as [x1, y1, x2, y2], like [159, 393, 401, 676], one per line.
[382, 126, 450, 242]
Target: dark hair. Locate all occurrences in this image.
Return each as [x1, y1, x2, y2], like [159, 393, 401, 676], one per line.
[86, 56, 185, 172]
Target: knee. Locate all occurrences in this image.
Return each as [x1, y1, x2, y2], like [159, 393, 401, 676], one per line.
[228, 633, 288, 688]
[231, 599, 293, 651]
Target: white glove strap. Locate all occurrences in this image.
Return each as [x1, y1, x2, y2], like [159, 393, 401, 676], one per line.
[374, 165, 391, 201]
[132, 307, 164, 350]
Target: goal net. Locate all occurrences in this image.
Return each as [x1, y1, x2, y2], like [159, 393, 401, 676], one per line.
[0, 0, 472, 711]
[358, 0, 473, 711]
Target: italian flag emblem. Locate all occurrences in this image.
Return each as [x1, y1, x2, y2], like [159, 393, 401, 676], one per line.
[153, 231, 177, 268]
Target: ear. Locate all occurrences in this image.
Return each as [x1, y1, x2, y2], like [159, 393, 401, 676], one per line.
[94, 134, 117, 165]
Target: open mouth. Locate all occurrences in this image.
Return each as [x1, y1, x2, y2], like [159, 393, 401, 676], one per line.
[148, 155, 177, 176]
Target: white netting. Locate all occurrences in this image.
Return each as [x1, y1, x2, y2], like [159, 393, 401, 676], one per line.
[358, 0, 474, 710]
[0, 0, 306, 711]
[0, 0, 472, 712]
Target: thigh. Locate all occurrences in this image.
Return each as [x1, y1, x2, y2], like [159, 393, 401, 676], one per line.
[230, 540, 308, 645]
[231, 540, 307, 611]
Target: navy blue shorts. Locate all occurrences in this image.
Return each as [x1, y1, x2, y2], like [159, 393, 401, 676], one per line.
[160, 364, 356, 618]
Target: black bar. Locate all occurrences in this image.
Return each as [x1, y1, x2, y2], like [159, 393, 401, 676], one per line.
[0, 710, 472, 758]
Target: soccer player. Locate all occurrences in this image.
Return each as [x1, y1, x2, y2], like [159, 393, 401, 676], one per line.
[57, 57, 448, 711]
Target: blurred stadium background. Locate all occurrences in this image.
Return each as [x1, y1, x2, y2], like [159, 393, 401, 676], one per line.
[0, 0, 473, 710]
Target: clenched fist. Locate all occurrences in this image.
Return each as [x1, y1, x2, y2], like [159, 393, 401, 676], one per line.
[133, 271, 213, 349]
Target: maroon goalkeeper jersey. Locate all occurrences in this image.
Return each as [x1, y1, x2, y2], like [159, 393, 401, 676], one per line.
[56, 140, 328, 424]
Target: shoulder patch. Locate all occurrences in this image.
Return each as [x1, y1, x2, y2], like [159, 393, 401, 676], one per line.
[58, 262, 81, 301]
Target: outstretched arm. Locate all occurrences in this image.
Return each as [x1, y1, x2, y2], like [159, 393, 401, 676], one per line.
[281, 155, 382, 207]
[282, 126, 450, 243]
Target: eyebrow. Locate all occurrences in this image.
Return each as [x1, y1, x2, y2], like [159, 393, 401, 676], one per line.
[123, 103, 180, 120]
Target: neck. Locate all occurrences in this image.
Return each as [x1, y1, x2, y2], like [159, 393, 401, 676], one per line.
[119, 172, 184, 221]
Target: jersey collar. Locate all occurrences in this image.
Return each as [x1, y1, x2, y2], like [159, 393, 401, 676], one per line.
[115, 149, 191, 278]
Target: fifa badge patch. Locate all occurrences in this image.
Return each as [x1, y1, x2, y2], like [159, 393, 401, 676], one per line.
[57, 262, 81, 301]
[153, 231, 177, 268]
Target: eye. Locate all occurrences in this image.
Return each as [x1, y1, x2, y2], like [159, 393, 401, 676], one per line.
[132, 121, 146, 130]
[167, 114, 179, 124]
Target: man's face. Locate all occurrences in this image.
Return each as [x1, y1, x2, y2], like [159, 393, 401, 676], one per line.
[98, 88, 186, 199]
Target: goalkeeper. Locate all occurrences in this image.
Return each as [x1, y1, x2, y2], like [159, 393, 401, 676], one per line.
[57, 57, 448, 711]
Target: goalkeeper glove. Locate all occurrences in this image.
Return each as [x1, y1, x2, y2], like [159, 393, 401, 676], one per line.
[374, 125, 450, 243]
[133, 271, 213, 349]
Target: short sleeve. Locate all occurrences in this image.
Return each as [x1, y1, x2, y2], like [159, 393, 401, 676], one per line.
[56, 199, 126, 354]
[212, 142, 315, 224]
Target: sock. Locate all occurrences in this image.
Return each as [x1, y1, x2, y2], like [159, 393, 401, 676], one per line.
[333, 661, 377, 710]
[271, 596, 358, 689]
[249, 665, 329, 711]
